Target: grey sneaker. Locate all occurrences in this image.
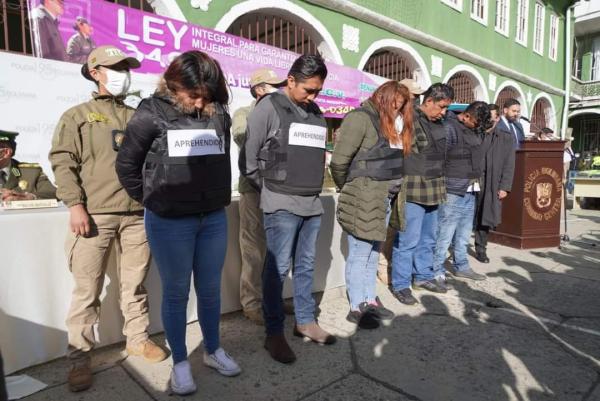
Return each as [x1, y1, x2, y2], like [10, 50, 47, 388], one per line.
[454, 269, 486, 281]
[413, 279, 447, 293]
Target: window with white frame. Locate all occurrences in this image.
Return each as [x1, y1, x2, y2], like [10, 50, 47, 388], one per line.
[495, 0, 509, 36]
[548, 13, 558, 61]
[441, 0, 463, 12]
[533, 2, 545, 55]
[471, 0, 488, 25]
[516, 0, 529, 46]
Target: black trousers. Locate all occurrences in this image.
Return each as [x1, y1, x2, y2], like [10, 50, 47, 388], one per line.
[0, 351, 7, 401]
[473, 191, 490, 255]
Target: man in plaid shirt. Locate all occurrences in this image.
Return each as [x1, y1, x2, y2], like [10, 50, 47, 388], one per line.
[390, 83, 454, 305]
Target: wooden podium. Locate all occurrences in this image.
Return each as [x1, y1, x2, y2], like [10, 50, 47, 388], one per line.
[489, 141, 565, 249]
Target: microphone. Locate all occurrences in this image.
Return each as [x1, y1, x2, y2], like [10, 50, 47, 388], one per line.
[519, 116, 531, 123]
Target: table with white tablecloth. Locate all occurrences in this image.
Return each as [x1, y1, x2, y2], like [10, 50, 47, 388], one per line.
[0, 193, 346, 374]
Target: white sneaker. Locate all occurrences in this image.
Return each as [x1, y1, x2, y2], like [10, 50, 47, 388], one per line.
[203, 348, 241, 377]
[169, 360, 197, 395]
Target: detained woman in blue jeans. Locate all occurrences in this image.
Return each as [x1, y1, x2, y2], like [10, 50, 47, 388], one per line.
[116, 51, 240, 396]
[330, 81, 414, 329]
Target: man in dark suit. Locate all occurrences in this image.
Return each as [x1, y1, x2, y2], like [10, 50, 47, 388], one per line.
[473, 104, 516, 263]
[497, 98, 525, 149]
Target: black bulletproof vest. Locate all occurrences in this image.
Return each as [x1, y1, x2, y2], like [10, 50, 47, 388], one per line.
[346, 108, 404, 182]
[143, 98, 231, 216]
[445, 115, 483, 179]
[259, 92, 327, 196]
[403, 110, 446, 178]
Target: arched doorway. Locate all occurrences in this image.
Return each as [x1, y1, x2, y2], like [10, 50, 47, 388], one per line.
[530, 97, 553, 133]
[443, 65, 489, 104]
[215, 1, 342, 63]
[495, 86, 522, 109]
[447, 72, 476, 104]
[362, 50, 414, 81]
[358, 39, 431, 89]
[226, 12, 320, 56]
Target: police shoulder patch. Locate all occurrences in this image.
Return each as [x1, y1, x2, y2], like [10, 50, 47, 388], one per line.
[87, 112, 110, 123]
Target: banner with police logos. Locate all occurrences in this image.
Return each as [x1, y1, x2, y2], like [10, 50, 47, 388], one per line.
[26, 0, 384, 118]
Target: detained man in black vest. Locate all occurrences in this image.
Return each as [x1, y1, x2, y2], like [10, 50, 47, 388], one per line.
[390, 84, 454, 305]
[240, 55, 336, 364]
[432, 102, 492, 287]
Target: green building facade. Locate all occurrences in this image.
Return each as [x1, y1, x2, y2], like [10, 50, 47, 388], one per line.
[155, 0, 573, 135]
[569, 0, 600, 161]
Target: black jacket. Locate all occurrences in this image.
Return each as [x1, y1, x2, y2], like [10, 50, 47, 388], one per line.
[476, 124, 516, 227]
[116, 94, 232, 217]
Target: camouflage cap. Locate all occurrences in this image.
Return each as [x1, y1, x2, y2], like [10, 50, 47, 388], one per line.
[249, 68, 286, 88]
[86, 45, 141, 71]
[0, 130, 18, 143]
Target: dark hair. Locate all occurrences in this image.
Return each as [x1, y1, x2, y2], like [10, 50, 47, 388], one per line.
[249, 83, 266, 99]
[422, 83, 454, 103]
[288, 54, 328, 82]
[370, 81, 414, 155]
[164, 51, 229, 106]
[488, 103, 500, 112]
[0, 140, 16, 153]
[73, 17, 88, 31]
[465, 101, 493, 131]
[503, 98, 520, 109]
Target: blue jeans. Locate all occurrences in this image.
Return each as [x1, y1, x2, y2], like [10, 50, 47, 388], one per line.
[391, 201, 438, 291]
[262, 210, 321, 336]
[145, 208, 227, 364]
[345, 234, 381, 310]
[433, 193, 476, 277]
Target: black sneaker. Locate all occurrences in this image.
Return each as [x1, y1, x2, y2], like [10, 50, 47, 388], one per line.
[392, 288, 418, 305]
[371, 297, 395, 320]
[413, 279, 447, 294]
[346, 303, 380, 329]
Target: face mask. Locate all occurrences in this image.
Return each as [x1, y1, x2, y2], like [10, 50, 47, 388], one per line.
[103, 69, 131, 97]
[395, 115, 404, 133]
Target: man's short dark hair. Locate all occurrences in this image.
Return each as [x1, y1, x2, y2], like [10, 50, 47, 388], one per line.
[503, 98, 520, 109]
[0, 140, 16, 154]
[465, 101, 492, 130]
[422, 83, 454, 103]
[249, 83, 266, 99]
[288, 54, 328, 83]
[488, 103, 500, 113]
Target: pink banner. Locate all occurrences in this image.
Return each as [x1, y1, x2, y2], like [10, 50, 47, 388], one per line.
[28, 0, 380, 117]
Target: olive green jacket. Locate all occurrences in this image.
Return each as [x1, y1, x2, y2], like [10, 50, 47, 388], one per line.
[330, 101, 395, 242]
[232, 101, 256, 194]
[49, 93, 142, 213]
[2, 159, 57, 199]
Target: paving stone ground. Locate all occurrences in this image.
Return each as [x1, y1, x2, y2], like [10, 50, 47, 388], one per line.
[11, 209, 600, 401]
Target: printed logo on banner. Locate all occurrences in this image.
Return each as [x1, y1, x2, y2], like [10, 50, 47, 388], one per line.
[25, 0, 379, 118]
[288, 123, 326, 149]
[167, 129, 224, 157]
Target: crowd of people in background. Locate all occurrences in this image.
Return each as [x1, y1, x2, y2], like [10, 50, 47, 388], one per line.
[0, 45, 529, 396]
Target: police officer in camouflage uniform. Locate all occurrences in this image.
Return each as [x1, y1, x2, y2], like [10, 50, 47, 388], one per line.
[0, 130, 56, 202]
[49, 45, 166, 393]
